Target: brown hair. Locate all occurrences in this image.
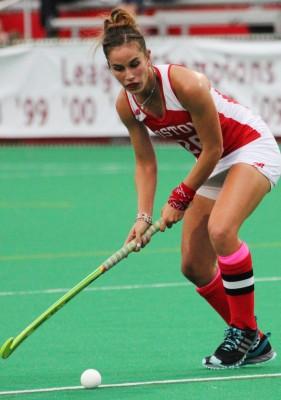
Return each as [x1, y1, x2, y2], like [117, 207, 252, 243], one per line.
[102, 8, 147, 59]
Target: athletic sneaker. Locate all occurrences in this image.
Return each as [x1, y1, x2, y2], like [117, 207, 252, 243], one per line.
[243, 332, 277, 365]
[203, 326, 258, 369]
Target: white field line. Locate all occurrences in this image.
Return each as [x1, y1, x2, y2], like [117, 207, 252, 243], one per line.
[1, 373, 281, 396]
[0, 276, 280, 298]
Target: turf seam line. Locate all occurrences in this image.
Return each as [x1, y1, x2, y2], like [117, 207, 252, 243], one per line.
[1, 241, 281, 262]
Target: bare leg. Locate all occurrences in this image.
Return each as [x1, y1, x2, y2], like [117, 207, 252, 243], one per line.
[208, 163, 270, 256]
[204, 164, 271, 368]
[181, 194, 231, 323]
[181, 194, 216, 287]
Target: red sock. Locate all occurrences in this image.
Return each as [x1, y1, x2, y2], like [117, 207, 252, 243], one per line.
[196, 269, 231, 324]
[218, 242, 257, 330]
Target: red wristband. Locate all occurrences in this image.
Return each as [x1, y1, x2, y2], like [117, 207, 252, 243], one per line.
[168, 182, 196, 211]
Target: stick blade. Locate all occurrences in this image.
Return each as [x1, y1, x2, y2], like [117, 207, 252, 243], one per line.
[0, 337, 14, 359]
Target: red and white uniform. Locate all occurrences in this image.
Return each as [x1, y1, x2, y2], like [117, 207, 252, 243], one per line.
[126, 64, 281, 198]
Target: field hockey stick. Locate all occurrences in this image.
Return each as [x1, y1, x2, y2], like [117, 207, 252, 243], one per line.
[0, 219, 162, 359]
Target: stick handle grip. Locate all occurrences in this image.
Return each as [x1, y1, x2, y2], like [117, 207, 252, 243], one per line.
[103, 219, 162, 270]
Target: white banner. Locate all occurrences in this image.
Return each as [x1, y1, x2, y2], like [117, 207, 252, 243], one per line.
[0, 38, 281, 138]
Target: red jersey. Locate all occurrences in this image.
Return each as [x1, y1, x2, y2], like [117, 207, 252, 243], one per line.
[125, 64, 271, 159]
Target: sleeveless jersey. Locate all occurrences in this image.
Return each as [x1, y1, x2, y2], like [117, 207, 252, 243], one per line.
[125, 64, 272, 159]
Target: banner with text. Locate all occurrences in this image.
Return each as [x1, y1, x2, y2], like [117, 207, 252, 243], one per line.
[0, 38, 280, 138]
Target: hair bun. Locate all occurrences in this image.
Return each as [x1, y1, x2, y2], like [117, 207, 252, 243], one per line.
[101, 7, 146, 58]
[104, 8, 137, 31]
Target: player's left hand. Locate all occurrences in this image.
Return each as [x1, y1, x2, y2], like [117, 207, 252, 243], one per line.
[160, 203, 185, 231]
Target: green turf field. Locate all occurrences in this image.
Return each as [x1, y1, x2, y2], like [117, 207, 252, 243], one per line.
[0, 144, 281, 399]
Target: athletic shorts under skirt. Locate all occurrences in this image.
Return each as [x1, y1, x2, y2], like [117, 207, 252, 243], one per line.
[197, 136, 281, 200]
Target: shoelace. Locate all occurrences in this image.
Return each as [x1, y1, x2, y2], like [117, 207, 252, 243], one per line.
[220, 327, 244, 352]
[250, 335, 261, 351]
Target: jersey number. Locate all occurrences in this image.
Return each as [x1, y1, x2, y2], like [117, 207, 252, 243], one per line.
[177, 134, 201, 155]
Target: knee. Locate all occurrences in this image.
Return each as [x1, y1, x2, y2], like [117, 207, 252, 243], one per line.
[181, 257, 198, 284]
[181, 256, 213, 286]
[208, 221, 237, 253]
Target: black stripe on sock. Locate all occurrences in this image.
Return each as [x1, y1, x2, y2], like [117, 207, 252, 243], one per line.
[221, 270, 253, 282]
[225, 284, 255, 296]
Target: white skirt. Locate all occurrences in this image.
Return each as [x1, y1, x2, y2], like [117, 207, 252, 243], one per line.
[197, 136, 281, 200]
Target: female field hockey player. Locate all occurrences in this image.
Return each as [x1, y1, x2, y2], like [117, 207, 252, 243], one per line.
[100, 8, 281, 369]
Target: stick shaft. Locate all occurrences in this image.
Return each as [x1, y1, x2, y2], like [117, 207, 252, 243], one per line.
[9, 219, 162, 354]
